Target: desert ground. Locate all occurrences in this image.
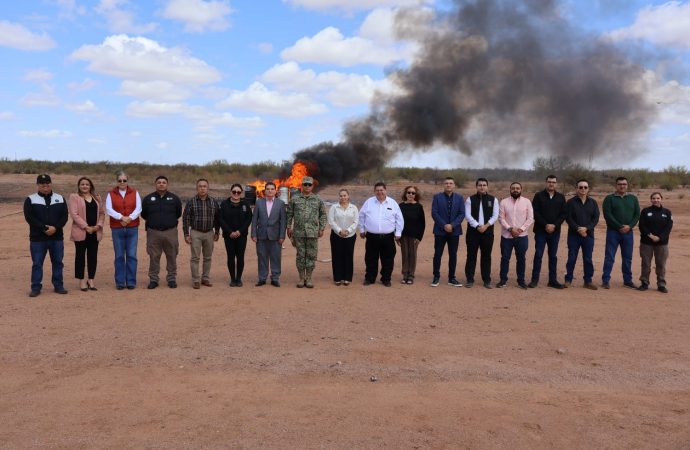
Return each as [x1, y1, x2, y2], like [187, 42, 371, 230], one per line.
[1, 174, 689, 449]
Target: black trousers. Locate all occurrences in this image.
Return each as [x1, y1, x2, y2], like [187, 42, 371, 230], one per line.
[432, 234, 460, 279]
[74, 234, 99, 279]
[364, 233, 396, 283]
[330, 231, 356, 282]
[465, 227, 494, 283]
[224, 235, 248, 281]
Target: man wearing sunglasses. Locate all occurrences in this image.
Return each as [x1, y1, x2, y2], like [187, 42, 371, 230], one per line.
[287, 176, 327, 288]
[564, 179, 600, 290]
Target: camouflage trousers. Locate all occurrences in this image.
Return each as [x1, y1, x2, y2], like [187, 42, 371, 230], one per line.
[294, 237, 318, 272]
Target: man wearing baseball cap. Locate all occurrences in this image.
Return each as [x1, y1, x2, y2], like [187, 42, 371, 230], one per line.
[23, 174, 69, 297]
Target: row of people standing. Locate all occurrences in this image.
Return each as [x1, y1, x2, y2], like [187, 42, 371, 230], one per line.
[24, 173, 672, 296]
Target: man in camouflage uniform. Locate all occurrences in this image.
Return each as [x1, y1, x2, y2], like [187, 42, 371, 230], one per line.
[287, 176, 327, 288]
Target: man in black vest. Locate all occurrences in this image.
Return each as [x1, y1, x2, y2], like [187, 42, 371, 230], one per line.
[529, 174, 567, 289]
[464, 178, 499, 288]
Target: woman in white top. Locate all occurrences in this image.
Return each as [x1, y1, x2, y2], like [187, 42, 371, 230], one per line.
[328, 189, 359, 285]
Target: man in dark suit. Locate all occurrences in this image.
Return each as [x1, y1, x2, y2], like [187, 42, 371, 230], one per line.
[251, 182, 287, 287]
[430, 176, 465, 287]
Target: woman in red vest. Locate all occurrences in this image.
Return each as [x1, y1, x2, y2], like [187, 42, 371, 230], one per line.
[105, 171, 142, 289]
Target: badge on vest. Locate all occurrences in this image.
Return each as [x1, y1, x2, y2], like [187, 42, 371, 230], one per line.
[151, 196, 156, 201]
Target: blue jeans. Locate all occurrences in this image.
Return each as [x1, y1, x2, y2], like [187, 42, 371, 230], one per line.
[602, 229, 633, 284]
[112, 227, 138, 287]
[531, 232, 560, 283]
[30, 240, 64, 292]
[500, 236, 528, 284]
[565, 233, 595, 283]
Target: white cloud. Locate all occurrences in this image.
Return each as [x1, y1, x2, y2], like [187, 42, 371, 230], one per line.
[644, 70, 690, 126]
[281, 26, 408, 66]
[24, 69, 54, 83]
[126, 101, 264, 130]
[0, 111, 16, 120]
[71, 35, 221, 85]
[358, 7, 397, 44]
[129, 130, 142, 137]
[608, 1, 690, 49]
[18, 129, 72, 138]
[118, 80, 192, 101]
[157, 141, 169, 149]
[20, 86, 60, 107]
[65, 100, 99, 113]
[217, 81, 328, 117]
[257, 42, 274, 54]
[161, 0, 233, 33]
[260, 61, 394, 107]
[53, 0, 87, 18]
[96, 0, 158, 34]
[67, 78, 99, 92]
[283, 0, 429, 12]
[0, 20, 56, 51]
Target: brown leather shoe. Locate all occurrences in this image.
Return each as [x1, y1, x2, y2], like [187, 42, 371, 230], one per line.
[201, 280, 213, 287]
[193, 282, 200, 289]
[584, 282, 598, 290]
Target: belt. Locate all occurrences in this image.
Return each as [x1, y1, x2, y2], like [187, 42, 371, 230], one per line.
[366, 232, 394, 238]
[192, 228, 214, 233]
[149, 226, 176, 231]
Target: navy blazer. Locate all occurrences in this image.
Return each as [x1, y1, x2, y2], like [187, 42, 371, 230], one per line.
[251, 197, 286, 241]
[431, 192, 465, 236]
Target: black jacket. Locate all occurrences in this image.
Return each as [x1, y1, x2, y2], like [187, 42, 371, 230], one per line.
[24, 191, 68, 241]
[219, 199, 253, 238]
[399, 202, 425, 241]
[141, 191, 182, 230]
[532, 190, 567, 234]
[639, 205, 673, 245]
[566, 196, 599, 237]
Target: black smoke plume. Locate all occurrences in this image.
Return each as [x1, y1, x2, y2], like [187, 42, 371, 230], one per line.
[293, 0, 656, 185]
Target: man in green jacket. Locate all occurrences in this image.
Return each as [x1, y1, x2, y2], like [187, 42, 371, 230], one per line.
[601, 176, 640, 289]
[287, 176, 327, 288]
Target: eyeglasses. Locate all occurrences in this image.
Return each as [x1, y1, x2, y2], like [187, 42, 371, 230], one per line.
[231, 190, 242, 194]
[406, 191, 416, 195]
[117, 179, 127, 183]
[577, 186, 589, 190]
[302, 183, 312, 187]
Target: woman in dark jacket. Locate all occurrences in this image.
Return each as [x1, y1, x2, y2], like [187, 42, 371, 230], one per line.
[638, 192, 673, 293]
[399, 185, 425, 284]
[220, 183, 253, 287]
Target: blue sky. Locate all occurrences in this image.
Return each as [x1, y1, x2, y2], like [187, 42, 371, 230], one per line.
[1, 0, 688, 170]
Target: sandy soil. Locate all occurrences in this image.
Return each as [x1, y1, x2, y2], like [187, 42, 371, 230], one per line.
[1, 174, 689, 449]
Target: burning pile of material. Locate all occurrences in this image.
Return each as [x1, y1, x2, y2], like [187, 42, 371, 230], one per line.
[248, 161, 318, 197]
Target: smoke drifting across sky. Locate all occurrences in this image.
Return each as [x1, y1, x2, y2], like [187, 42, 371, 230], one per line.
[294, 0, 656, 184]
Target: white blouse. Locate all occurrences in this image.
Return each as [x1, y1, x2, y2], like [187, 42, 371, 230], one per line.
[328, 203, 359, 238]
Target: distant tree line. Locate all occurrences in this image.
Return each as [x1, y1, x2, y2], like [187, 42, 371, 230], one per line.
[1, 157, 688, 191]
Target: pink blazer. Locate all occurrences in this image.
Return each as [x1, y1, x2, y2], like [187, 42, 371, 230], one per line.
[69, 193, 105, 242]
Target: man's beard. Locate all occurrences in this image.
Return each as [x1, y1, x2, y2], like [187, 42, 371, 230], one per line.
[511, 192, 521, 199]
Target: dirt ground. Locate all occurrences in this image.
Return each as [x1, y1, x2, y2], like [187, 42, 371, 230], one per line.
[1, 174, 689, 449]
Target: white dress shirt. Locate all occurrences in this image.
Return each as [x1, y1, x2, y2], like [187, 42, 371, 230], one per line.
[358, 196, 404, 237]
[465, 195, 499, 228]
[328, 202, 359, 238]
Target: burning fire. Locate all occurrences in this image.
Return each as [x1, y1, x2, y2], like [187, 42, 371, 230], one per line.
[249, 161, 317, 196]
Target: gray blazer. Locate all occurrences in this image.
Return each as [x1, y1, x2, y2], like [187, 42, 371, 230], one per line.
[251, 197, 286, 241]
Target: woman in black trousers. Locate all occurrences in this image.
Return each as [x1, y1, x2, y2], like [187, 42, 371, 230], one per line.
[69, 177, 105, 291]
[220, 184, 253, 287]
[327, 189, 359, 285]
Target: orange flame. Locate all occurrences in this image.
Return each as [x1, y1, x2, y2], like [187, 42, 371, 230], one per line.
[249, 161, 317, 197]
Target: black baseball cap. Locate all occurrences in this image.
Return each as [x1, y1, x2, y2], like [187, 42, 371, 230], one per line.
[36, 174, 52, 184]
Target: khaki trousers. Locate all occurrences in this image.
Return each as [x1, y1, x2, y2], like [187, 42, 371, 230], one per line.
[400, 236, 419, 280]
[190, 229, 214, 283]
[639, 243, 668, 287]
[147, 228, 179, 283]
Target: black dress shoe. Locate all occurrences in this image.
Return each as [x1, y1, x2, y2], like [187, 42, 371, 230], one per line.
[624, 281, 638, 289]
[483, 282, 493, 289]
[29, 290, 41, 297]
[381, 280, 391, 287]
[363, 280, 373, 286]
[270, 280, 280, 287]
[236, 280, 243, 287]
[527, 281, 538, 288]
[116, 285, 125, 290]
[147, 281, 159, 289]
[126, 285, 135, 290]
[168, 281, 177, 288]
[255, 280, 266, 286]
[547, 281, 565, 289]
[658, 286, 668, 293]
[517, 282, 528, 290]
[54, 288, 68, 294]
